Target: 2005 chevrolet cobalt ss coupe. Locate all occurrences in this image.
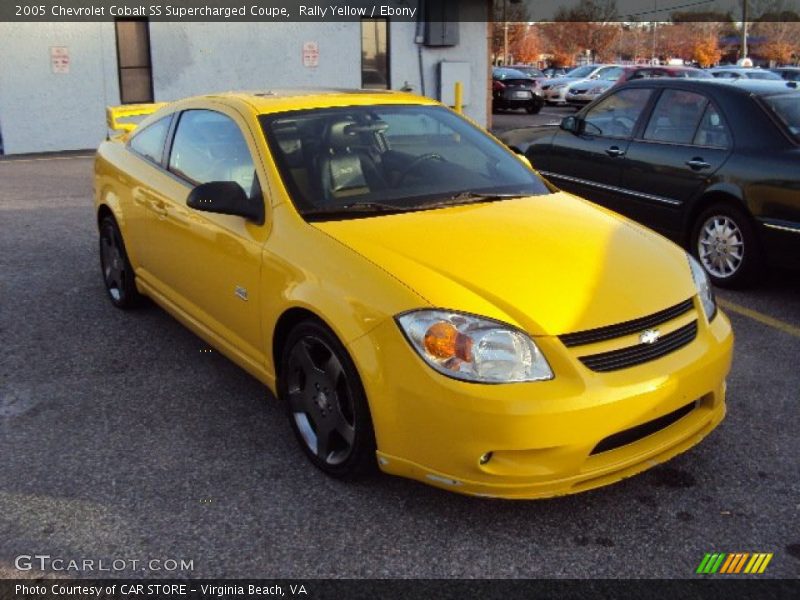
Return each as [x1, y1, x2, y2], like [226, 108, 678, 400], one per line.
[95, 89, 733, 498]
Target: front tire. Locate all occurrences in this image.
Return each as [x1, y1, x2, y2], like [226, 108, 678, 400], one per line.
[98, 215, 142, 309]
[278, 320, 377, 478]
[691, 202, 762, 288]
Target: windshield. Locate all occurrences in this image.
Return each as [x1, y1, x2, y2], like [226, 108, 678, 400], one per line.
[761, 93, 800, 142]
[494, 68, 530, 80]
[566, 65, 597, 78]
[259, 105, 550, 220]
[685, 69, 713, 78]
[749, 71, 782, 80]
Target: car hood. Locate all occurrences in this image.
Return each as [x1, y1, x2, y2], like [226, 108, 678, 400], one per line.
[312, 193, 696, 337]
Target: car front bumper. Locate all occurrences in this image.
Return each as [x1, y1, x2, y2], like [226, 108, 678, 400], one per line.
[543, 87, 569, 103]
[347, 301, 733, 499]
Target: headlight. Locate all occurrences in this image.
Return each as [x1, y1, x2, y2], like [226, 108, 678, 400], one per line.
[688, 254, 717, 321]
[396, 310, 553, 383]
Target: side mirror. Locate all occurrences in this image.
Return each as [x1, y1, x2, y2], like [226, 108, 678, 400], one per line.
[187, 181, 264, 224]
[560, 115, 580, 133]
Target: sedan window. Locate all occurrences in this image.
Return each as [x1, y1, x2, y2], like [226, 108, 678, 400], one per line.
[693, 104, 732, 148]
[582, 88, 653, 139]
[128, 116, 171, 165]
[643, 90, 708, 145]
[169, 110, 257, 196]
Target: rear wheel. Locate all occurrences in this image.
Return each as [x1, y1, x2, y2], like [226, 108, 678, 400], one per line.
[98, 215, 142, 309]
[691, 202, 761, 288]
[526, 98, 544, 114]
[278, 320, 376, 478]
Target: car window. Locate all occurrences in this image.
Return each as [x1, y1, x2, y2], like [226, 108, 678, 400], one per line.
[583, 88, 653, 138]
[129, 116, 171, 164]
[643, 90, 708, 144]
[169, 110, 258, 196]
[693, 103, 732, 148]
[598, 66, 624, 81]
[748, 71, 782, 80]
[761, 93, 800, 142]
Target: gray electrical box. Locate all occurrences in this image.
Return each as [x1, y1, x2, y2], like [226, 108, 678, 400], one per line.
[423, 1, 459, 46]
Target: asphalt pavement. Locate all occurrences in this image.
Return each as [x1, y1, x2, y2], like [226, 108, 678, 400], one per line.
[0, 153, 798, 579]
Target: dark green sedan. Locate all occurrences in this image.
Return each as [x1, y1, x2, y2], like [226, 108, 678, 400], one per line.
[500, 79, 800, 287]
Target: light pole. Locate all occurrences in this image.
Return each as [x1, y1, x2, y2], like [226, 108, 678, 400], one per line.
[503, 0, 508, 65]
[741, 0, 749, 61]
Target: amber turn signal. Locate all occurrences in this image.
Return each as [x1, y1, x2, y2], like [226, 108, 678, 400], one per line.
[423, 322, 473, 362]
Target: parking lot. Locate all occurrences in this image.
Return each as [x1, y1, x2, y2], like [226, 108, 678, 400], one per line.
[0, 153, 798, 579]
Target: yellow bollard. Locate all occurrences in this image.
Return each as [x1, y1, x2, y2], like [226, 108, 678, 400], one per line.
[454, 81, 463, 114]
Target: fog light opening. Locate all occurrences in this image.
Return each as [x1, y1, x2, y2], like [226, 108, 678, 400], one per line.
[479, 452, 493, 465]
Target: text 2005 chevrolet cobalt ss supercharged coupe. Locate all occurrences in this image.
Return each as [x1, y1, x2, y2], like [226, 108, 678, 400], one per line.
[95, 90, 732, 498]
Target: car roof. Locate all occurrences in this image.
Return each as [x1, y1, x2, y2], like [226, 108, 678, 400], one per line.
[621, 77, 799, 96]
[168, 88, 437, 115]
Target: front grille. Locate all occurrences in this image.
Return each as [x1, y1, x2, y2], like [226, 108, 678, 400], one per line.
[578, 320, 698, 373]
[590, 400, 697, 455]
[559, 299, 694, 348]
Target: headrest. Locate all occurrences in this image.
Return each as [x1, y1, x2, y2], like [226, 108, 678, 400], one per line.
[326, 120, 389, 150]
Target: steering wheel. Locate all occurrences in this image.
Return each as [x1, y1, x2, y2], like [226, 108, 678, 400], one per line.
[397, 153, 446, 185]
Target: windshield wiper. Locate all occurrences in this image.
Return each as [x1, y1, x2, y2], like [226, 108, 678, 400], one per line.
[423, 191, 527, 209]
[303, 201, 406, 219]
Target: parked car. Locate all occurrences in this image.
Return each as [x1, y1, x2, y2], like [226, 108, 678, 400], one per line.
[542, 67, 569, 79]
[94, 88, 732, 498]
[541, 64, 621, 105]
[507, 64, 546, 81]
[565, 66, 625, 106]
[771, 67, 800, 82]
[492, 67, 544, 114]
[620, 65, 713, 81]
[500, 79, 800, 287]
[709, 67, 783, 81]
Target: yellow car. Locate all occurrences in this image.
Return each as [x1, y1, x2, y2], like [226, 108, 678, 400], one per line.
[94, 90, 733, 499]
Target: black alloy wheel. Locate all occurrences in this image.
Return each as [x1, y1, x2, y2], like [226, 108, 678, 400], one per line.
[279, 320, 376, 478]
[99, 216, 142, 309]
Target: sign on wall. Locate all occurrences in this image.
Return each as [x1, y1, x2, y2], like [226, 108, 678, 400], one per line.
[302, 42, 319, 68]
[50, 46, 70, 74]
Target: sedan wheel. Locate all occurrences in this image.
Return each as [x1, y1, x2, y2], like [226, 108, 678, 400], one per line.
[698, 215, 744, 279]
[691, 202, 761, 288]
[279, 321, 376, 477]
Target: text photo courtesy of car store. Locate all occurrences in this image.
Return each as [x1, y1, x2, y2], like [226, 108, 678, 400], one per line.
[0, 19, 489, 155]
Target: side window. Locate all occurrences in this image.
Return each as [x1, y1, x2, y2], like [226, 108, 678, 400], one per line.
[169, 110, 257, 196]
[583, 88, 653, 139]
[643, 89, 708, 144]
[129, 115, 171, 164]
[599, 66, 624, 81]
[693, 103, 731, 148]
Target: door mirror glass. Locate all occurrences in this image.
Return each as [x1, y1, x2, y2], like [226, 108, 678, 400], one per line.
[560, 115, 579, 132]
[187, 181, 264, 223]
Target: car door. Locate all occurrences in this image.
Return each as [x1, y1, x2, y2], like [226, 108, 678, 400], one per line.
[146, 106, 269, 367]
[120, 115, 175, 270]
[620, 89, 732, 236]
[542, 87, 654, 213]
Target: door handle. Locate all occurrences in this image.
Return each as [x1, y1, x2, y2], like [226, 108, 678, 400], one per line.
[685, 158, 711, 170]
[148, 198, 167, 218]
[606, 146, 625, 157]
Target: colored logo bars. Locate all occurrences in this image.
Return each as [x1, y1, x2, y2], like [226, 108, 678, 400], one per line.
[696, 552, 773, 574]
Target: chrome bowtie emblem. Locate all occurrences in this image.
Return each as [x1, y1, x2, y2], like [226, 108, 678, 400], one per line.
[640, 329, 661, 345]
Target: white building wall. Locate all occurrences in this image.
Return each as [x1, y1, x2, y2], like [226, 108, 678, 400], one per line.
[0, 22, 119, 154]
[0, 21, 487, 155]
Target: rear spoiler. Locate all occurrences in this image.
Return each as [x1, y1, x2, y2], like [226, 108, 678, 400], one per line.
[106, 102, 168, 134]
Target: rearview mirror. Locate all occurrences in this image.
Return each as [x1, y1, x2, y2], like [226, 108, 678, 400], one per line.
[187, 181, 264, 224]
